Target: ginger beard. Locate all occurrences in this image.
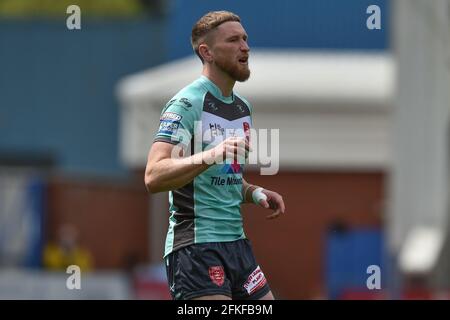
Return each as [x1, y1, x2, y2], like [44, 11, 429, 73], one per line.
[214, 54, 250, 82]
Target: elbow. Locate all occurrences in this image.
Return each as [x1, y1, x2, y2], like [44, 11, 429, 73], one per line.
[144, 171, 161, 194]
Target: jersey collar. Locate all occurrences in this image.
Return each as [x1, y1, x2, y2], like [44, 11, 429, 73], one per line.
[199, 75, 235, 104]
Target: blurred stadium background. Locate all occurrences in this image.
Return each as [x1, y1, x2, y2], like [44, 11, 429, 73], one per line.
[0, 0, 449, 299]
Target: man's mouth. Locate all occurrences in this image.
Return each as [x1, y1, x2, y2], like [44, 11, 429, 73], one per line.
[238, 56, 249, 65]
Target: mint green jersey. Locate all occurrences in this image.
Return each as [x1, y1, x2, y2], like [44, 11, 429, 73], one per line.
[154, 76, 253, 257]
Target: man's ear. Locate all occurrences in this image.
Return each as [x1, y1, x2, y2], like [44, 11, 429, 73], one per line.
[199, 44, 213, 63]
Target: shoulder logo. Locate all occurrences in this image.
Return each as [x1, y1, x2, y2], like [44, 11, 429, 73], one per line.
[179, 98, 192, 108]
[237, 104, 245, 113]
[166, 99, 177, 108]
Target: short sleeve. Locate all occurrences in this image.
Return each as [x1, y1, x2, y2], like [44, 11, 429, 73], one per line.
[153, 97, 198, 146]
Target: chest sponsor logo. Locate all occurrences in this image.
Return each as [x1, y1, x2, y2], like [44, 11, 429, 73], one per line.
[209, 123, 225, 137]
[203, 121, 248, 142]
[210, 175, 243, 186]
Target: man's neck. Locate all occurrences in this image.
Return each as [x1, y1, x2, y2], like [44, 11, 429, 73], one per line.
[202, 67, 235, 97]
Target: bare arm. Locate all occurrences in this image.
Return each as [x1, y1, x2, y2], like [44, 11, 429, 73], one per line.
[144, 142, 211, 193]
[145, 137, 249, 193]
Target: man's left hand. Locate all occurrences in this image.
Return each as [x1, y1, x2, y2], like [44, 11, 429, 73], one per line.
[258, 189, 285, 220]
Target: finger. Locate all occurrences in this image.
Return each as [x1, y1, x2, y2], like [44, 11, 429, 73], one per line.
[232, 140, 238, 160]
[225, 154, 246, 164]
[271, 197, 285, 213]
[259, 199, 270, 209]
[268, 199, 277, 210]
[244, 139, 251, 152]
[223, 141, 246, 164]
[236, 144, 247, 156]
[224, 151, 238, 163]
[224, 144, 245, 161]
[266, 208, 281, 219]
[234, 138, 248, 152]
[228, 136, 245, 144]
[237, 137, 248, 153]
[236, 146, 247, 163]
[279, 198, 285, 214]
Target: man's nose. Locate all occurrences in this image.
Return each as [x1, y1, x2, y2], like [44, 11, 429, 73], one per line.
[240, 40, 250, 52]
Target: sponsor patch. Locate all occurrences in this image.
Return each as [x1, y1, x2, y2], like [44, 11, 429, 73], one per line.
[243, 266, 267, 295]
[208, 266, 225, 286]
[158, 120, 179, 135]
[160, 112, 182, 122]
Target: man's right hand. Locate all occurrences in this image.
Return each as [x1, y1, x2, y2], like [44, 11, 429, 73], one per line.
[206, 137, 250, 164]
[145, 137, 250, 193]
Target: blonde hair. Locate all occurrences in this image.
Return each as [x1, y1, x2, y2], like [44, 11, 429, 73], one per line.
[191, 11, 241, 62]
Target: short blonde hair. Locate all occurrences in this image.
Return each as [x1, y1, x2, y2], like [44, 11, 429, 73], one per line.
[191, 11, 241, 62]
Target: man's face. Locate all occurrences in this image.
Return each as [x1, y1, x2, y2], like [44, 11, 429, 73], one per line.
[208, 21, 250, 82]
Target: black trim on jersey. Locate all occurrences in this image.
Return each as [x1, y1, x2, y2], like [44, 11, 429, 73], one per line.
[153, 137, 180, 145]
[172, 138, 195, 251]
[203, 92, 250, 121]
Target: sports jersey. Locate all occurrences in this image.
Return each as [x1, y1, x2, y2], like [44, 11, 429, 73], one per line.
[154, 76, 253, 257]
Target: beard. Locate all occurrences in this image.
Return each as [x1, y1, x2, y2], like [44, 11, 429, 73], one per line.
[214, 56, 250, 82]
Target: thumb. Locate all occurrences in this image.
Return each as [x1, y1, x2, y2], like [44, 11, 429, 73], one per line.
[259, 199, 269, 208]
